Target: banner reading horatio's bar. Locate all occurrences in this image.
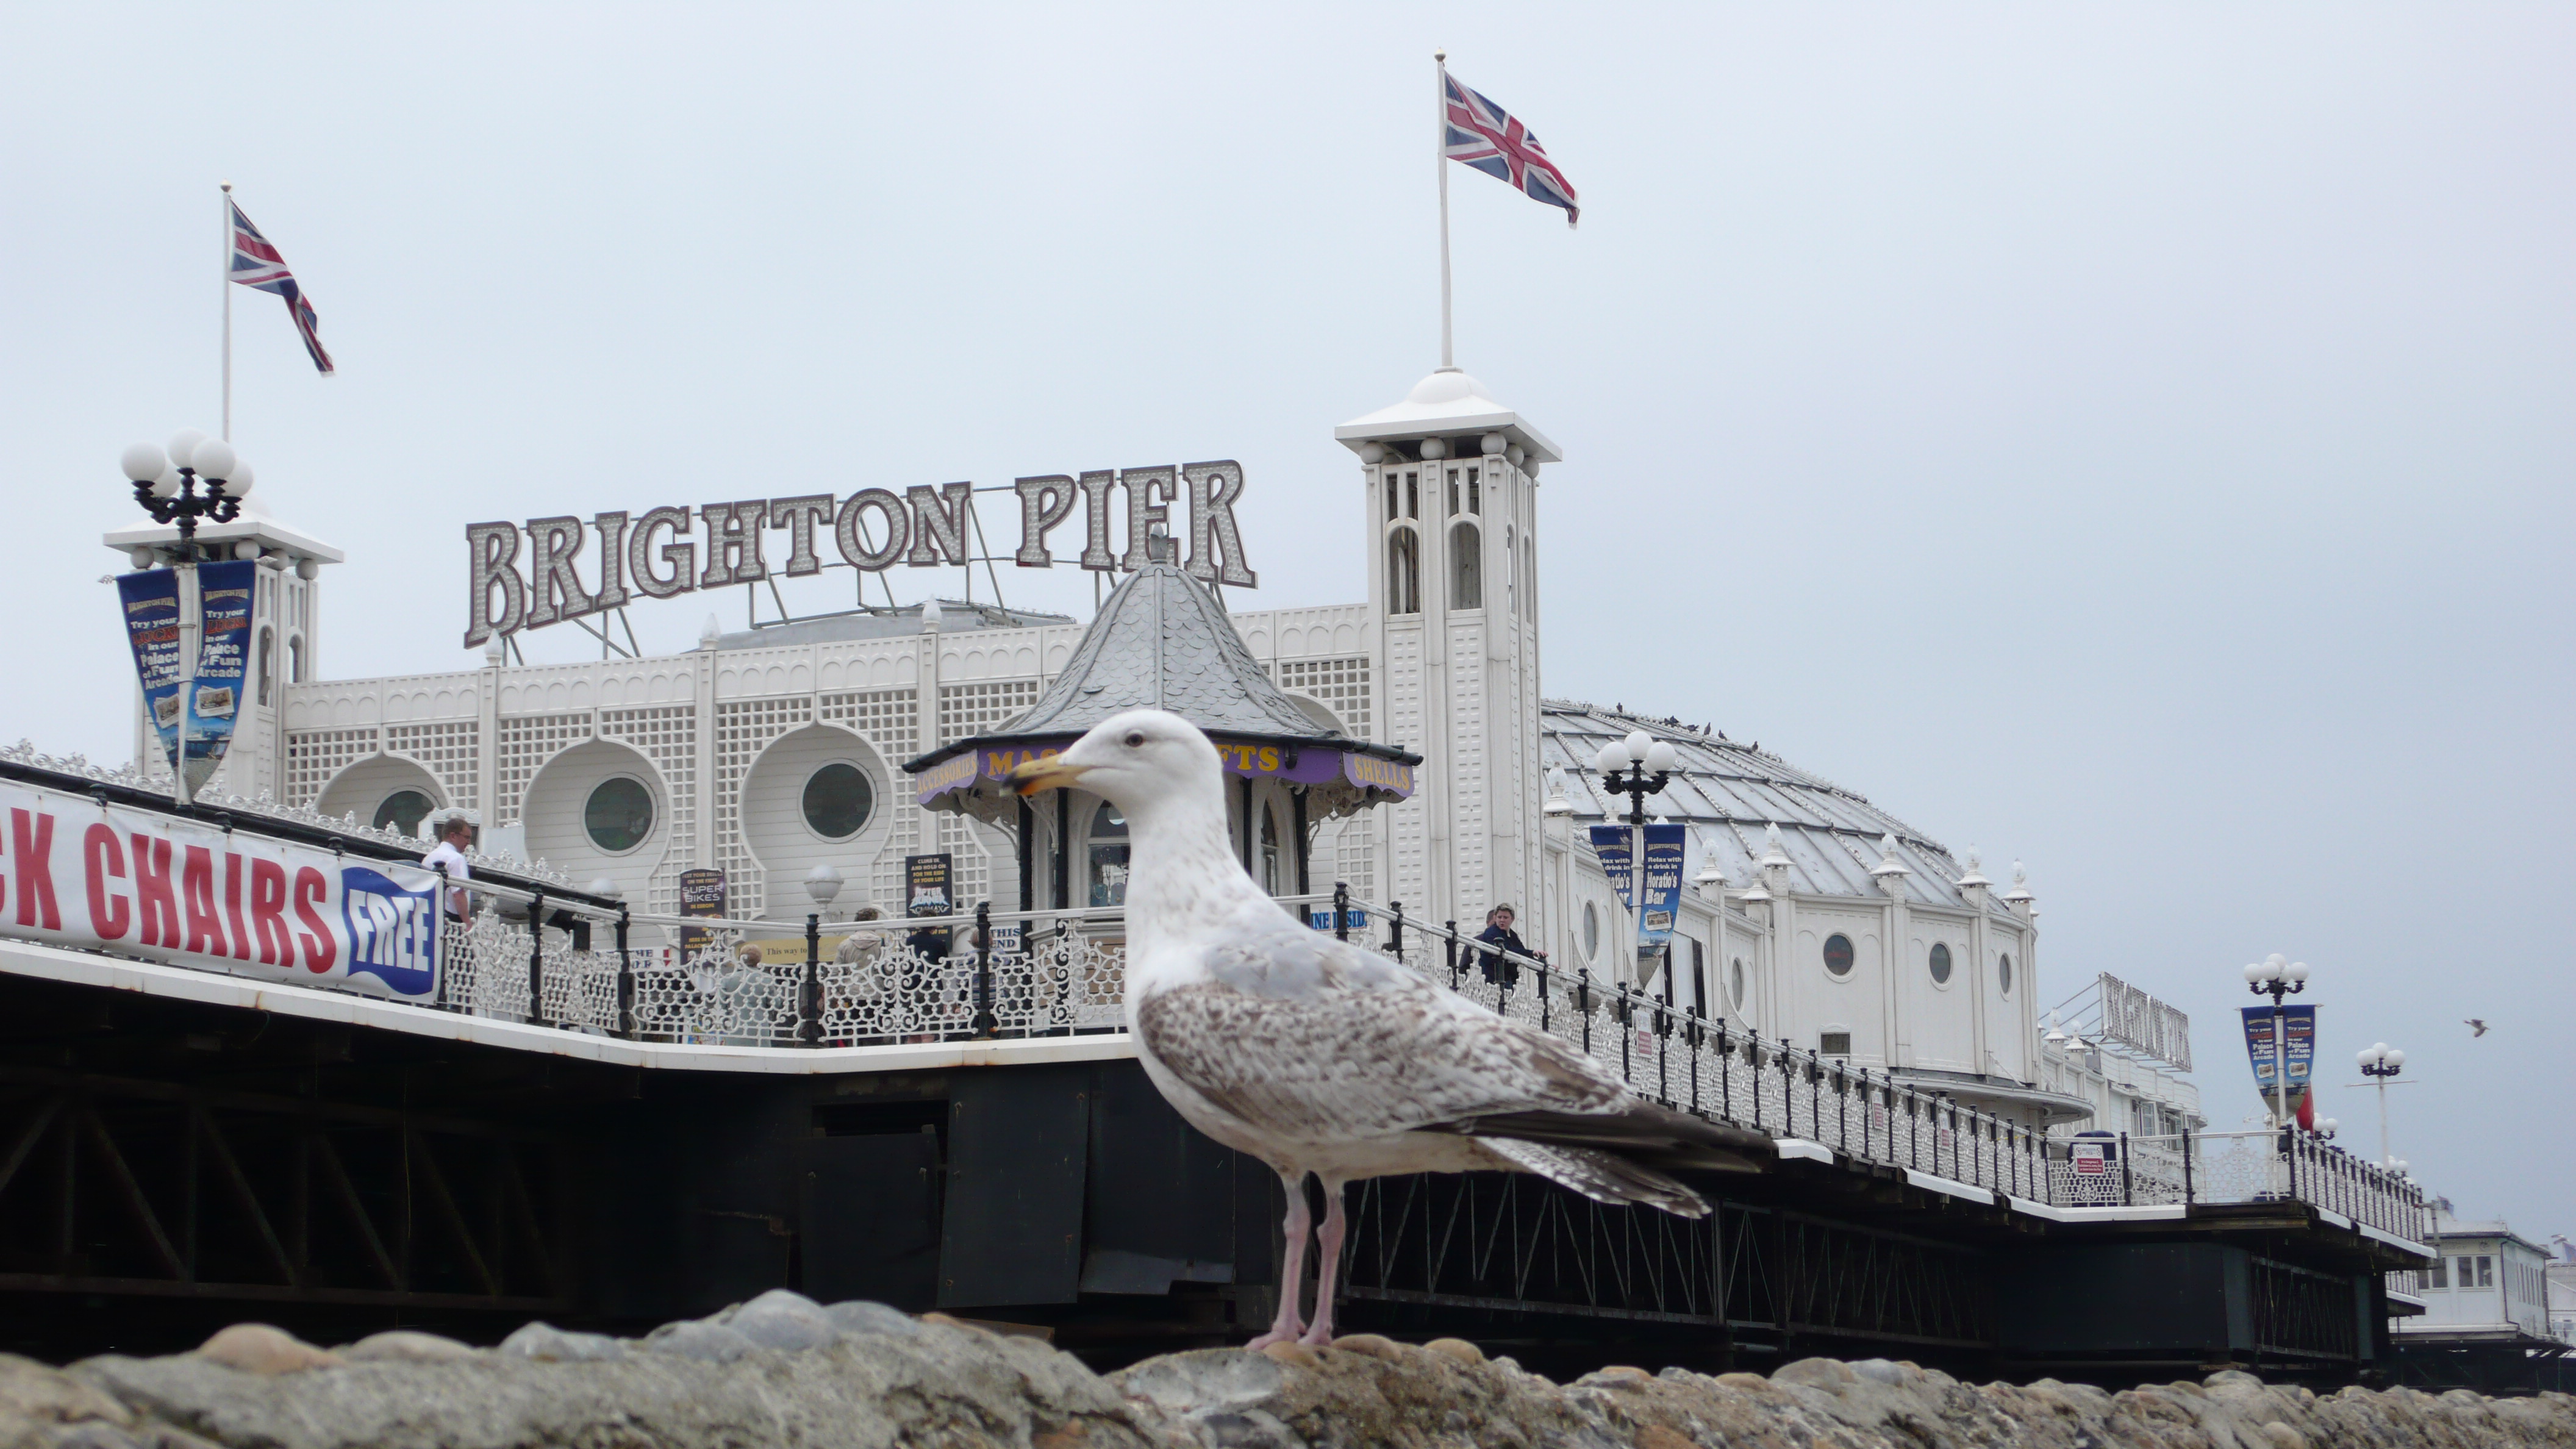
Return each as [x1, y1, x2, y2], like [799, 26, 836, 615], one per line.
[0, 779, 445, 1001]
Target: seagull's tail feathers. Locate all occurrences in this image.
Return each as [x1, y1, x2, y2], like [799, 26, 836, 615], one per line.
[1440, 1099, 1770, 1175]
[1478, 1137, 1710, 1218]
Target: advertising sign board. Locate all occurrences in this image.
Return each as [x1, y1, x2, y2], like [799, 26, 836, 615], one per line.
[1589, 826, 1635, 908]
[905, 854, 954, 917]
[1637, 823, 1686, 954]
[0, 779, 444, 1000]
[677, 868, 725, 955]
[114, 570, 185, 779]
[185, 560, 257, 793]
[2241, 1004, 2317, 1096]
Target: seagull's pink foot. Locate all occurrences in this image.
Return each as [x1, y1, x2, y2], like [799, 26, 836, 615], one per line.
[1245, 1326, 1304, 1350]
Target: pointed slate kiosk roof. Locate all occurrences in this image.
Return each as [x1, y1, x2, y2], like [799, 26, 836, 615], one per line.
[904, 563, 1419, 827]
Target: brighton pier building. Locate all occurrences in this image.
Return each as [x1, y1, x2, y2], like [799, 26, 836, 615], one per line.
[27, 360, 2442, 1382]
[120, 368, 2195, 1140]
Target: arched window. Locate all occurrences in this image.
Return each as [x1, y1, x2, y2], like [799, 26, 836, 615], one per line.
[1448, 522, 1481, 610]
[1258, 801, 1282, 896]
[287, 635, 305, 684]
[1689, 937, 1706, 1015]
[1730, 957, 1747, 1012]
[374, 790, 434, 838]
[1580, 901, 1600, 962]
[1387, 528, 1420, 615]
[256, 628, 274, 707]
[1087, 801, 1130, 908]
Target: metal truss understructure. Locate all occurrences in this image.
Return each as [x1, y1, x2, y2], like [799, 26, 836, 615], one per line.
[1337, 1170, 1992, 1364]
[0, 1065, 573, 1320]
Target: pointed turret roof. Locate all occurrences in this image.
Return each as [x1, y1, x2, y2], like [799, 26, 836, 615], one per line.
[1002, 562, 1332, 742]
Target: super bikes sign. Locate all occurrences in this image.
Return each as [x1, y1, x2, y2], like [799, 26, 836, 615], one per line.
[465, 462, 1258, 647]
[0, 780, 445, 1000]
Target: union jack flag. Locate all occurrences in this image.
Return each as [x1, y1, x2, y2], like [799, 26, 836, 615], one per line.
[229, 201, 335, 374]
[1442, 71, 1579, 227]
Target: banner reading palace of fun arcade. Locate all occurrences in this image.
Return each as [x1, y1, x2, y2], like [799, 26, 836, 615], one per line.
[0, 779, 445, 1001]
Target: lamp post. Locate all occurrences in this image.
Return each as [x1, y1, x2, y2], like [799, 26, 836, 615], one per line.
[2356, 1042, 2406, 1166]
[118, 431, 252, 807]
[1592, 729, 1678, 988]
[2241, 952, 2309, 1128]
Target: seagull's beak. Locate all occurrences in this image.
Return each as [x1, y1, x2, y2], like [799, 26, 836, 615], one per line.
[1009, 756, 1090, 796]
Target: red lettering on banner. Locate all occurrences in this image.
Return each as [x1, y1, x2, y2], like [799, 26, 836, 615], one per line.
[248, 859, 293, 967]
[10, 810, 59, 931]
[82, 824, 129, 940]
[131, 835, 177, 947]
[182, 846, 227, 957]
[293, 867, 335, 971]
[222, 852, 252, 961]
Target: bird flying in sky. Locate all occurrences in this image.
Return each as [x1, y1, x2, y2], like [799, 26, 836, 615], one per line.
[2465, 1018, 2489, 1037]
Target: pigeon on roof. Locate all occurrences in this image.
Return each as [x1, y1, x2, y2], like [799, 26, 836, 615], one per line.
[1009, 709, 1766, 1347]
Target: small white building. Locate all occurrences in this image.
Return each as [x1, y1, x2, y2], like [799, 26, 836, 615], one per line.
[2395, 1202, 2559, 1343]
[110, 365, 2220, 1132]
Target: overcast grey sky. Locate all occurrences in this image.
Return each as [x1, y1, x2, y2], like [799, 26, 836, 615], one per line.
[4, 5, 2569, 1234]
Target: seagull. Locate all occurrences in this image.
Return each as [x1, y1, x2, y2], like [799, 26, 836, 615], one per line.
[1011, 710, 1767, 1348]
[2465, 1018, 2488, 1037]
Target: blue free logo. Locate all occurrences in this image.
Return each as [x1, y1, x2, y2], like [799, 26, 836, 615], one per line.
[341, 867, 440, 996]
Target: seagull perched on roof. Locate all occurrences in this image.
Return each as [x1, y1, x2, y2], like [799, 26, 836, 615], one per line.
[1011, 709, 1766, 1347]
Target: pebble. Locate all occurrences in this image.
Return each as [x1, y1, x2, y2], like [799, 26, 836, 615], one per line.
[193, 1325, 340, 1376]
[343, 1330, 478, 1364]
[497, 1322, 626, 1362]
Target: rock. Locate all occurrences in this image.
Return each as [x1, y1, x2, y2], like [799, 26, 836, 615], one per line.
[726, 1289, 837, 1351]
[824, 1299, 922, 1339]
[1852, 1358, 1907, 1387]
[1773, 1356, 1858, 1390]
[1423, 1338, 1484, 1366]
[0, 1354, 133, 1428]
[1258, 1342, 1321, 1369]
[2259, 1422, 2308, 1449]
[495, 1322, 625, 1362]
[191, 1326, 339, 1376]
[1323, 1334, 1402, 1361]
[640, 1319, 758, 1364]
[340, 1332, 476, 1365]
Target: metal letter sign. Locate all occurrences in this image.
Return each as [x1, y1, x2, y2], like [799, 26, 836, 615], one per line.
[463, 462, 1261, 647]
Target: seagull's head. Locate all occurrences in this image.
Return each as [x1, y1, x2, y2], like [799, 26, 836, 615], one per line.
[1008, 709, 1223, 822]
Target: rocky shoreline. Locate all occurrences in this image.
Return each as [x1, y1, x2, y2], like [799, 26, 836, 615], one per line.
[3, 1293, 2569, 1449]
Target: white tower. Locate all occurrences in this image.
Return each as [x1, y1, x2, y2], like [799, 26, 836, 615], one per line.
[104, 491, 343, 804]
[1336, 369, 1559, 932]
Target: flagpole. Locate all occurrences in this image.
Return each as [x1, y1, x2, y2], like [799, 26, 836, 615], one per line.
[220, 181, 234, 440]
[1435, 50, 1454, 371]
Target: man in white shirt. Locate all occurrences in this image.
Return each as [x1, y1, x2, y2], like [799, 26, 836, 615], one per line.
[422, 812, 474, 920]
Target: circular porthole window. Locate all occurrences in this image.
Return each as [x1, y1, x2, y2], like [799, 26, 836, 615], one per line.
[1581, 901, 1600, 961]
[1930, 942, 1953, 984]
[800, 762, 874, 841]
[584, 776, 655, 854]
[1998, 953, 2014, 997]
[374, 789, 434, 838]
[1730, 957, 1747, 1011]
[1823, 933, 1855, 977]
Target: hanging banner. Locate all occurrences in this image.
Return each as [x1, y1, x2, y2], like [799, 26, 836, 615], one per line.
[0, 778, 442, 999]
[1638, 823, 1686, 954]
[1589, 825, 1636, 908]
[2241, 1004, 2316, 1097]
[185, 560, 257, 794]
[906, 853, 954, 917]
[677, 868, 725, 954]
[115, 569, 186, 778]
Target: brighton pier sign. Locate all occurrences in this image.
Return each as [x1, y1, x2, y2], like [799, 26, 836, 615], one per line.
[464, 461, 1258, 646]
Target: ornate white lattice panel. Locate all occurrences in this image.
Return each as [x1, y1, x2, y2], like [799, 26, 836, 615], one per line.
[820, 688, 920, 757]
[715, 696, 815, 920]
[285, 728, 380, 810]
[385, 720, 479, 810]
[937, 679, 1040, 742]
[495, 713, 593, 825]
[1270, 656, 1373, 740]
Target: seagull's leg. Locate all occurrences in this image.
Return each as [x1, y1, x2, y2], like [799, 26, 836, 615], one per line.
[1298, 1176, 1349, 1347]
[1245, 1168, 1311, 1349]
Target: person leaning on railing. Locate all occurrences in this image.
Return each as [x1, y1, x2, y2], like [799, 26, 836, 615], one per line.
[1473, 904, 1545, 989]
[422, 810, 476, 920]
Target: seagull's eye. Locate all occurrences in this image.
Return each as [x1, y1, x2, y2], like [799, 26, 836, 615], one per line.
[1123, 732, 1145, 748]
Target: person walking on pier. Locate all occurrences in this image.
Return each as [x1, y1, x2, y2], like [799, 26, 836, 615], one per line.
[1475, 904, 1543, 990]
[423, 811, 476, 920]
